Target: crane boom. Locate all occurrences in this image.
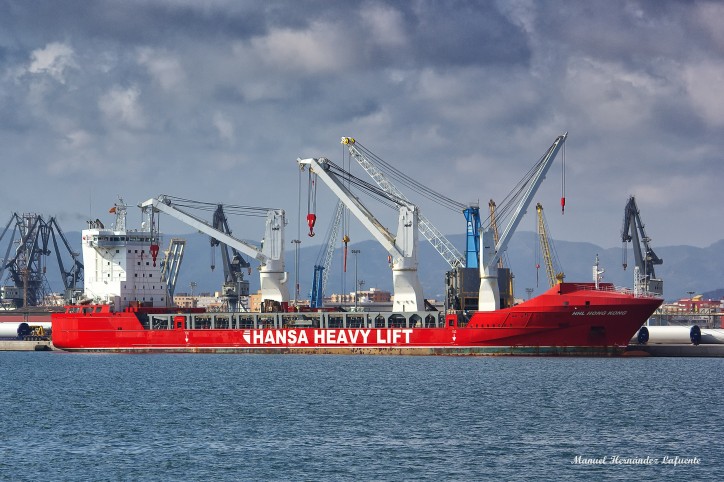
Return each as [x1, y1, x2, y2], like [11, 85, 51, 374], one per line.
[298, 157, 423, 312]
[342, 137, 465, 269]
[479, 133, 568, 311]
[140, 196, 289, 303]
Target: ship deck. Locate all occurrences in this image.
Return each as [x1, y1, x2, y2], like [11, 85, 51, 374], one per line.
[141, 310, 443, 330]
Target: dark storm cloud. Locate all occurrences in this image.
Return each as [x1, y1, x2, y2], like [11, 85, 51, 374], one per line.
[402, 0, 531, 67]
[0, 0, 722, 251]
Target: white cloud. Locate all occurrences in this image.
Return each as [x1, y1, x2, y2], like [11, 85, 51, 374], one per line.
[212, 111, 235, 143]
[137, 48, 185, 91]
[98, 85, 147, 129]
[684, 61, 724, 127]
[564, 57, 664, 131]
[27, 42, 76, 83]
[240, 21, 353, 74]
[693, 1, 724, 52]
[63, 129, 93, 150]
[360, 3, 407, 47]
[630, 173, 716, 208]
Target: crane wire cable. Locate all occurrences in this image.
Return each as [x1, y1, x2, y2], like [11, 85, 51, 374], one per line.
[352, 142, 467, 212]
[159, 195, 276, 218]
[326, 161, 412, 209]
[480, 148, 550, 230]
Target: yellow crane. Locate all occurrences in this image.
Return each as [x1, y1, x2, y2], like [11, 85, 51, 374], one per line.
[536, 203, 565, 288]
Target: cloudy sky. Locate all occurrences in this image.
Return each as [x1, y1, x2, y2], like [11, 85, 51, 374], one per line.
[1, 0, 722, 253]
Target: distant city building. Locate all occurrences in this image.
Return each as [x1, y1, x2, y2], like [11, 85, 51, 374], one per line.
[173, 292, 224, 310]
[329, 287, 392, 304]
[657, 295, 724, 328]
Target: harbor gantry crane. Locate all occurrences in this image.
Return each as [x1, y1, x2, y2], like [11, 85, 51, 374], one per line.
[0, 213, 83, 307]
[621, 196, 663, 295]
[298, 157, 424, 312]
[478, 133, 568, 311]
[536, 203, 564, 288]
[211, 204, 252, 312]
[310, 200, 344, 308]
[140, 195, 289, 306]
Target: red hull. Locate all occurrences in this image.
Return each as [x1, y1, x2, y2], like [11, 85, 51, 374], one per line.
[51, 283, 661, 355]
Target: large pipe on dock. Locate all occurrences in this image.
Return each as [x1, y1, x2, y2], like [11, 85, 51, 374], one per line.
[630, 325, 703, 346]
[700, 329, 724, 345]
[0, 322, 52, 339]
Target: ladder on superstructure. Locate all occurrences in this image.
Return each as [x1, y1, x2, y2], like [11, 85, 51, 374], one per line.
[161, 238, 185, 299]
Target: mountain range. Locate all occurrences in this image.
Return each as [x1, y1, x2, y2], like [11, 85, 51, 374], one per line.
[27, 231, 724, 304]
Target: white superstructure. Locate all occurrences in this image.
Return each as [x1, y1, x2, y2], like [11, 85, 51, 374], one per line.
[81, 200, 167, 310]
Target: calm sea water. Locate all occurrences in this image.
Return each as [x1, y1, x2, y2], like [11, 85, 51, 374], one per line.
[0, 352, 721, 481]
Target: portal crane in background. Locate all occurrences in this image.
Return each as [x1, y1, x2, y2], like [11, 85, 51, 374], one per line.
[310, 200, 344, 308]
[340, 137, 466, 270]
[536, 203, 564, 288]
[621, 196, 663, 295]
[211, 204, 251, 311]
[140, 195, 289, 306]
[298, 157, 424, 312]
[478, 133, 568, 311]
[0, 213, 83, 307]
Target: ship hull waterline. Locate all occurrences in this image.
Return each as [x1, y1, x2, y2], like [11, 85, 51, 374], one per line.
[52, 283, 663, 357]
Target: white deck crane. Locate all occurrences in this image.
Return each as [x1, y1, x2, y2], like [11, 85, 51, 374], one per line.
[479, 133, 567, 311]
[140, 196, 289, 304]
[341, 137, 466, 269]
[298, 157, 424, 312]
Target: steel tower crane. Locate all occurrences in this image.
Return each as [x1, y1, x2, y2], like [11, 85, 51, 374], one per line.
[621, 196, 663, 295]
[298, 157, 423, 312]
[140, 196, 289, 305]
[310, 200, 344, 308]
[478, 133, 567, 311]
[341, 137, 466, 269]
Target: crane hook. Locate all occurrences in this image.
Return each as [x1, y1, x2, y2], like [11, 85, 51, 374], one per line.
[307, 213, 316, 237]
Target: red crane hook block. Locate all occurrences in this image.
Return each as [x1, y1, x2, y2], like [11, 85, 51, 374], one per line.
[150, 244, 160, 267]
[307, 213, 317, 237]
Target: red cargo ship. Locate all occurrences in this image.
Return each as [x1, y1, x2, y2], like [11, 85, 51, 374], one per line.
[52, 282, 662, 355]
